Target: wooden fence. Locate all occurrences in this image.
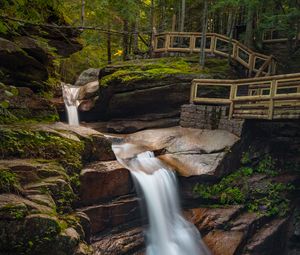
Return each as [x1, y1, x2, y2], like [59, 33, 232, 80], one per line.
[262, 29, 300, 43]
[190, 73, 300, 120]
[153, 32, 277, 77]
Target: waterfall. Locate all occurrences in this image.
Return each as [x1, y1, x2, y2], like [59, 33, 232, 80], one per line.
[112, 143, 210, 255]
[62, 84, 80, 126]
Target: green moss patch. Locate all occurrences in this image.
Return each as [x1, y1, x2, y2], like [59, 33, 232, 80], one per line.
[100, 57, 231, 86]
[0, 168, 20, 193]
[0, 127, 84, 172]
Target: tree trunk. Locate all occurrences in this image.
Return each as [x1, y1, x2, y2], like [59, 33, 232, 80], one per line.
[199, 0, 208, 67]
[133, 17, 139, 54]
[149, 0, 155, 56]
[180, 0, 186, 32]
[172, 14, 176, 32]
[123, 20, 129, 61]
[81, 0, 85, 27]
[245, 5, 255, 48]
[107, 22, 112, 64]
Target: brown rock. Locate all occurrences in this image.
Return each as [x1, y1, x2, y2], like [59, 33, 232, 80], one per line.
[243, 217, 289, 255]
[79, 197, 140, 234]
[203, 230, 244, 255]
[79, 161, 133, 205]
[92, 227, 144, 255]
[184, 206, 243, 234]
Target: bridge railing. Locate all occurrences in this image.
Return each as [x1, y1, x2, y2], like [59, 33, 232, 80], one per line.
[190, 73, 300, 120]
[154, 32, 277, 77]
[262, 29, 300, 43]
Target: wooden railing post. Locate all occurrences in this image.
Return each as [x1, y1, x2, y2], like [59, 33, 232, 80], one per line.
[248, 54, 255, 77]
[190, 35, 195, 53]
[268, 79, 276, 119]
[229, 83, 236, 119]
[190, 81, 196, 103]
[165, 33, 170, 52]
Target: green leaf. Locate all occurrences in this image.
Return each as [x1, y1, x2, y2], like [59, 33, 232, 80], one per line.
[0, 100, 10, 109]
[4, 90, 14, 97]
[9, 86, 19, 96]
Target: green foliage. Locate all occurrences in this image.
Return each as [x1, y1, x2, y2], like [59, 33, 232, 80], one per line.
[194, 167, 252, 204]
[0, 203, 28, 220]
[241, 152, 251, 165]
[0, 169, 20, 193]
[256, 155, 277, 176]
[194, 153, 293, 217]
[247, 182, 294, 217]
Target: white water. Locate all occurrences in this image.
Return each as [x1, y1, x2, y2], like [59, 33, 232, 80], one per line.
[62, 84, 80, 126]
[112, 143, 211, 255]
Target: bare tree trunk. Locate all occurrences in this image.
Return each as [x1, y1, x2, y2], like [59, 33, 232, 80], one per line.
[199, 0, 208, 67]
[172, 14, 176, 32]
[81, 0, 85, 27]
[149, 0, 155, 56]
[245, 5, 255, 48]
[180, 0, 186, 32]
[107, 22, 112, 64]
[123, 20, 129, 61]
[133, 16, 139, 54]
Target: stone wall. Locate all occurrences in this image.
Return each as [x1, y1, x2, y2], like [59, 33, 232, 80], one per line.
[180, 104, 245, 136]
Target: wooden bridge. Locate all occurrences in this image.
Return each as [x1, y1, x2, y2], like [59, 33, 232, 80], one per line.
[153, 32, 277, 77]
[190, 73, 300, 120]
[153, 31, 300, 120]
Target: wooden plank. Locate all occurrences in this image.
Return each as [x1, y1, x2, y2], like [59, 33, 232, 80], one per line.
[193, 98, 231, 104]
[233, 109, 268, 114]
[274, 109, 300, 114]
[234, 104, 269, 109]
[274, 100, 300, 107]
[273, 114, 300, 119]
[232, 114, 269, 119]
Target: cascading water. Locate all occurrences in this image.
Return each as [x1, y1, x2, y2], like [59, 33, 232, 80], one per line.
[112, 143, 211, 255]
[62, 84, 80, 126]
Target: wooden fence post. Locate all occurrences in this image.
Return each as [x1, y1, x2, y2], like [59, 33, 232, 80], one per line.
[268, 79, 276, 119]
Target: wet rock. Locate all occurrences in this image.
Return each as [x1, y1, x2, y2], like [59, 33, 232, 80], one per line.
[243, 217, 289, 255]
[92, 227, 144, 255]
[106, 117, 179, 134]
[203, 230, 244, 255]
[184, 206, 243, 234]
[79, 161, 133, 205]
[79, 196, 140, 234]
[75, 68, 100, 87]
[75, 211, 92, 244]
[125, 127, 240, 177]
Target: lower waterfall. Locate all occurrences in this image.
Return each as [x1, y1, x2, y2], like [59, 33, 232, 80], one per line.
[112, 143, 210, 255]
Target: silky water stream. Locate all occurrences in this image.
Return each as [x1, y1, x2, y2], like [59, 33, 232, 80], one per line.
[112, 143, 211, 255]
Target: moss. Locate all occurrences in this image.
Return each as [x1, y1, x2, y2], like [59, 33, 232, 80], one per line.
[0, 127, 84, 173]
[0, 203, 28, 220]
[0, 168, 20, 193]
[100, 57, 225, 86]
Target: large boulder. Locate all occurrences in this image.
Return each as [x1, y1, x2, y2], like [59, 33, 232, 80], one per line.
[77, 58, 235, 122]
[0, 38, 48, 90]
[122, 126, 241, 178]
[75, 68, 101, 87]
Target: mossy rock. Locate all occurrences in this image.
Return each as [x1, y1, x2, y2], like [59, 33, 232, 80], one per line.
[100, 57, 232, 87]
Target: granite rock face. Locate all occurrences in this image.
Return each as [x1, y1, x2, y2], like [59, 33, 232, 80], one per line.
[124, 126, 241, 177]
